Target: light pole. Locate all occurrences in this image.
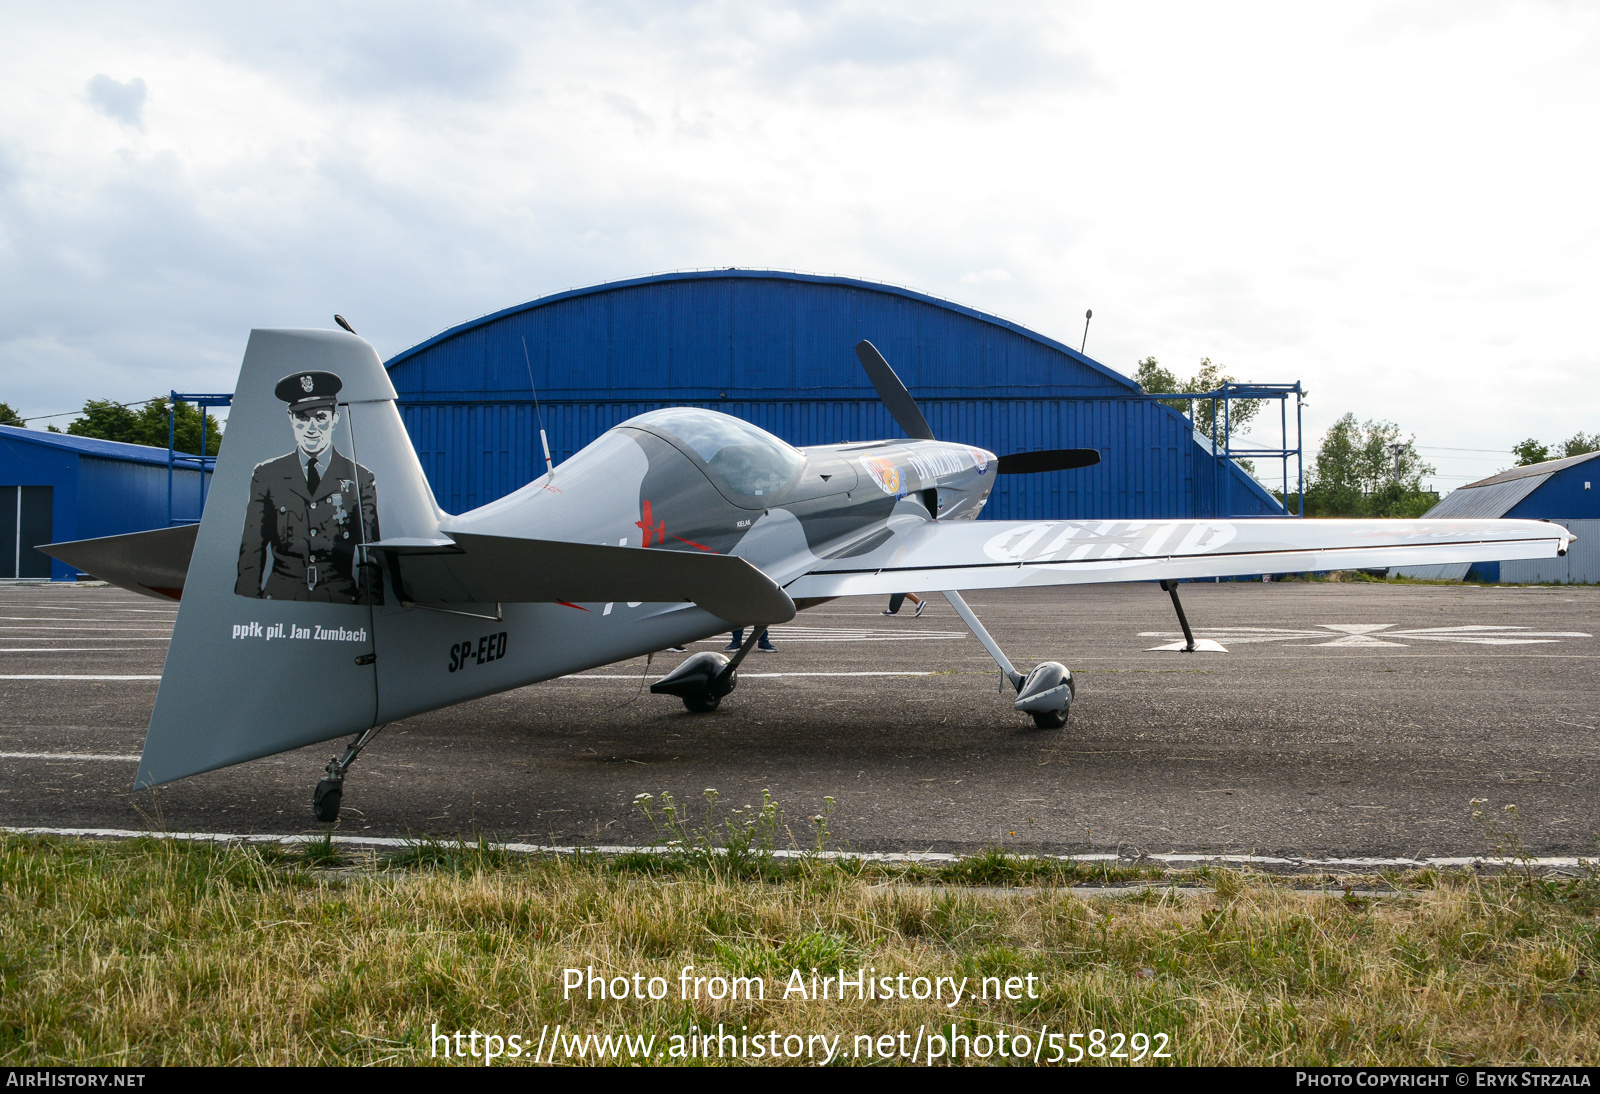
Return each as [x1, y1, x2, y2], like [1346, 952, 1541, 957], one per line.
[1389, 442, 1408, 480]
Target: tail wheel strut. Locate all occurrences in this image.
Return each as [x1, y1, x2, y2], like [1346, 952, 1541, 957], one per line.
[313, 723, 386, 823]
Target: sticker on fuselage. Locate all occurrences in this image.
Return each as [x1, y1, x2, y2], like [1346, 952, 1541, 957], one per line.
[235, 369, 382, 606]
[449, 631, 508, 673]
[860, 455, 904, 497]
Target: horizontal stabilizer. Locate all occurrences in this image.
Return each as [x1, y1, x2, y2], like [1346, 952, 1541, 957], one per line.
[995, 449, 1102, 474]
[375, 532, 796, 626]
[39, 524, 198, 600]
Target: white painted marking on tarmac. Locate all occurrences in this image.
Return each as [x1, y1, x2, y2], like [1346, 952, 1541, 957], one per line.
[667, 626, 969, 644]
[0, 675, 161, 680]
[562, 671, 937, 680]
[1138, 623, 1593, 648]
[3, 671, 933, 684]
[1314, 624, 1409, 647]
[0, 752, 139, 762]
[742, 671, 937, 677]
[0, 617, 175, 624]
[0, 626, 172, 632]
[1146, 639, 1230, 653]
[2, 827, 1593, 872]
[761, 625, 966, 642]
[0, 606, 176, 615]
[0, 633, 171, 639]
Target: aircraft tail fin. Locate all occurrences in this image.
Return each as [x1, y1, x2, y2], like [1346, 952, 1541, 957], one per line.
[135, 328, 442, 789]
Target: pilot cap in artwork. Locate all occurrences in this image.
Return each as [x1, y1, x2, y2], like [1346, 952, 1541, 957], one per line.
[274, 371, 344, 414]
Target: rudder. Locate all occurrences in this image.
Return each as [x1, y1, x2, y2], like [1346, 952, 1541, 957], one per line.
[136, 329, 441, 788]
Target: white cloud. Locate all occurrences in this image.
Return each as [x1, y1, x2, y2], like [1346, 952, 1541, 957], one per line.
[0, 0, 1595, 491]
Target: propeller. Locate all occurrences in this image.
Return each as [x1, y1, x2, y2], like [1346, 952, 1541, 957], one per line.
[854, 340, 935, 440]
[995, 449, 1101, 475]
[854, 339, 1100, 476]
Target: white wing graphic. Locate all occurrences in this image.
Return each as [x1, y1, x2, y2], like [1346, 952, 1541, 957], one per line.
[784, 518, 1573, 599]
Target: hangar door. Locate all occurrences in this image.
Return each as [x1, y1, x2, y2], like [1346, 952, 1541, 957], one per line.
[0, 486, 53, 579]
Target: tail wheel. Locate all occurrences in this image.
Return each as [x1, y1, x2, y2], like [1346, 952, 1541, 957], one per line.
[312, 778, 343, 822]
[683, 694, 722, 713]
[1031, 709, 1068, 730]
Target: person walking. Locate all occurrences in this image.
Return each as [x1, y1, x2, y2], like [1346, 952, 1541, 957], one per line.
[883, 592, 925, 617]
[726, 628, 777, 652]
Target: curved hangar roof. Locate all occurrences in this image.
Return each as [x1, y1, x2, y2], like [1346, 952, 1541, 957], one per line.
[385, 269, 1282, 520]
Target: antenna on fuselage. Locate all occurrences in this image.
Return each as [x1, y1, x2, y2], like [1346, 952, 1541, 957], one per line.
[522, 336, 555, 480]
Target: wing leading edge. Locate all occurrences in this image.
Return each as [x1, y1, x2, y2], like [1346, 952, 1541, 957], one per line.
[783, 517, 1573, 599]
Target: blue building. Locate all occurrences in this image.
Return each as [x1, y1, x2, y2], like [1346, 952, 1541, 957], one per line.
[386, 269, 1283, 521]
[1397, 449, 1600, 584]
[0, 426, 210, 581]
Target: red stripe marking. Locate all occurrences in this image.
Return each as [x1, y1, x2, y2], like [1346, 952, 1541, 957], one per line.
[669, 536, 718, 553]
[556, 601, 590, 612]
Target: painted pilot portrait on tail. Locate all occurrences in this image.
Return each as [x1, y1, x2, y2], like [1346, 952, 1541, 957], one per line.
[235, 370, 382, 604]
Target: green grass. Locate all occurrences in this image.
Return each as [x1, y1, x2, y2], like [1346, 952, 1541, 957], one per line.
[1272, 570, 1597, 588]
[3, 833, 1599, 1066]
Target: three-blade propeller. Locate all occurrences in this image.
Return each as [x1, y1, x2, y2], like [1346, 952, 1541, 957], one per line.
[853, 340, 1101, 475]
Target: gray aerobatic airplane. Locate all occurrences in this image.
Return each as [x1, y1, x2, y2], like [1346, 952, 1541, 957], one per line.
[44, 328, 1573, 821]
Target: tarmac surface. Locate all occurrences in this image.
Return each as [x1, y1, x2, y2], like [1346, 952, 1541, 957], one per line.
[1, 579, 1597, 858]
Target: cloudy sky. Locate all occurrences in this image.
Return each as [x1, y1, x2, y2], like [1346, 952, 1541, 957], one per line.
[2, 1, 1596, 489]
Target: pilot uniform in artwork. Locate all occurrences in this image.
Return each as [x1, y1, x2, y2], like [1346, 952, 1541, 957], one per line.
[235, 370, 382, 604]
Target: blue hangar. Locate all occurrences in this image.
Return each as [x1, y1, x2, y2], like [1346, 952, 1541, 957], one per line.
[0, 426, 210, 581]
[1396, 449, 1600, 585]
[385, 270, 1284, 522]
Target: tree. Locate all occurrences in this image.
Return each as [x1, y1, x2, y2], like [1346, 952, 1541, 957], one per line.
[1299, 413, 1437, 517]
[0, 403, 23, 428]
[1558, 431, 1600, 459]
[67, 400, 143, 444]
[66, 398, 222, 455]
[1511, 431, 1597, 467]
[1133, 356, 1262, 439]
[1512, 438, 1551, 466]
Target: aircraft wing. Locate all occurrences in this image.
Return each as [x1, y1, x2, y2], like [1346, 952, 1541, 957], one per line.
[373, 531, 796, 625]
[783, 517, 1573, 598]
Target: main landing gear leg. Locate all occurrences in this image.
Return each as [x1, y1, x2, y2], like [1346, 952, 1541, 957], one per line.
[313, 723, 386, 823]
[940, 591, 1073, 730]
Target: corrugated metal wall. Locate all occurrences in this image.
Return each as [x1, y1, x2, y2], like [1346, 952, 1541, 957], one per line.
[1506, 462, 1600, 520]
[387, 271, 1283, 520]
[1496, 520, 1600, 584]
[75, 456, 206, 540]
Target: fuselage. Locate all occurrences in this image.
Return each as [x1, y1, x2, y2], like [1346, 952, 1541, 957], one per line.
[451, 408, 998, 592]
[366, 409, 999, 722]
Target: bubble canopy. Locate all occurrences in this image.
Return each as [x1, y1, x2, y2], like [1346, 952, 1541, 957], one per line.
[621, 408, 804, 500]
